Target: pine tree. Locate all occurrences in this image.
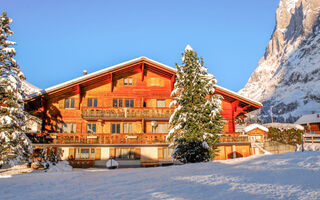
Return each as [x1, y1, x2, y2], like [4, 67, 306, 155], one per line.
[0, 12, 32, 166]
[167, 45, 223, 163]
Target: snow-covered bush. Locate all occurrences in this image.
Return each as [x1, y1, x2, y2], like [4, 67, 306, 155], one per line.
[267, 127, 303, 145]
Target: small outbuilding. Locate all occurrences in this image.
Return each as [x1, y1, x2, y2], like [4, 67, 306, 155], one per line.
[244, 124, 269, 143]
[295, 113, 320, 134]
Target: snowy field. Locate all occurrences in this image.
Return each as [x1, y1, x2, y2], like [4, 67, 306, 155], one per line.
[1, 152, 320, 200]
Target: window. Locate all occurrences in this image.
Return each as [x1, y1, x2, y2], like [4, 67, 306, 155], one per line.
[111, 123, 120, 134]
[125, 100, 129, 107]
[114, 99, 133, 107]
[163, 148, 174, 159]
[90, 149, 95, 160]
[124, 77, 133, 86]
[87, 123, 96, 133]
[130, 100, 134, 107]
[75, 148, 80, 159]
[123, 123, 132, 133]
[119, 99, 123, 107]
[115, 148, 135, 159]
[88, 98, 97, 107]
[113, 99, 118, 107]
[125, 99, 134, 108]
[158, 124, 168, 133]
[80, 149, 90, 159]
[156, 100, 166, 108]
[65, 98, 75, 109]
[152, 123, 168, 133]
[57, 123, 76, 133]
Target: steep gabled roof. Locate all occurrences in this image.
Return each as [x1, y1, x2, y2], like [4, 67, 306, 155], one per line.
[26, 56, 262, 108]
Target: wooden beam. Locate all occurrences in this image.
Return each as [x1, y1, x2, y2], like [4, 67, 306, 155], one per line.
[40, 97, 46, 133]
[230, 100, 239, 133]
[171, 75, 176, 91]
[110, 73, 113, 92]
[141, 62, 144, 81]
[76, 85, 81, 108]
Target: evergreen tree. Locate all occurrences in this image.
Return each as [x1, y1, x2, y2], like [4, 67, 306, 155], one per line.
[0, 12, 32, 166]
[167, 45, 223, 163]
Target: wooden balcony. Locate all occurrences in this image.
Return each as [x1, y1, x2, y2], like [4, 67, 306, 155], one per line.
[81, 107, 174, 120]
[46, 133, 168, 144]
[219, 135, 249, 143]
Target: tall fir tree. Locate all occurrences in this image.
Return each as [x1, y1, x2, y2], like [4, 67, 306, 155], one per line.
[167, 45, 223, 163]
[0, 12, 32, 166]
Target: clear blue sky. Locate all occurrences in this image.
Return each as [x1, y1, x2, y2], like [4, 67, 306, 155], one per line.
[2, 0, 279, 92]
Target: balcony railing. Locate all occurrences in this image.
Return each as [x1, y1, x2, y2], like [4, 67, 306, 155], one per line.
[46, 133, 168, 144]
[81, 108, 174, 120]
[219, 135, 249, 143]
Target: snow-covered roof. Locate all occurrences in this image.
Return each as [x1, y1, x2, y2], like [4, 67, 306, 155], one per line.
[25, 56, 262, 107]
[22, 80, 41, 96]
[263, 123, 304, 131]
[295, 113, 320, 125]
[244, 124, 269, 133]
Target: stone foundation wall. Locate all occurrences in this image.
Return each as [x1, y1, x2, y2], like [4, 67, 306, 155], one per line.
[264, 141, 296, 154]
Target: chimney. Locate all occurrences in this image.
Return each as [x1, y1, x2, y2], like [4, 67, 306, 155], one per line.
[83, 70, 87, 76]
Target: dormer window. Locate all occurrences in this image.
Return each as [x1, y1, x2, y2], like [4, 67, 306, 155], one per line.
[124, 77, 133, 86]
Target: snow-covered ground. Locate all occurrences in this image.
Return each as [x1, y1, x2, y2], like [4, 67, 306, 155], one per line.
[1, 152, 320, 200]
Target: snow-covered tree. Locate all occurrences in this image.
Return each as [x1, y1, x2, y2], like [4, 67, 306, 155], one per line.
[167, 45, 223, 163]
[0, 12, 32, 167]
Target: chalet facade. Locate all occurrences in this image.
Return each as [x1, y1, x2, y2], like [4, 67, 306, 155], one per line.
[25, 57, 262, 167]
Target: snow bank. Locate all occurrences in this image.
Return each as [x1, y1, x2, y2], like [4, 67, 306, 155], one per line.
[45, 161, 72, 173]
[0, 164, 32, 177]
[1, 152, 320, 200]
[297, 143, 320, 151]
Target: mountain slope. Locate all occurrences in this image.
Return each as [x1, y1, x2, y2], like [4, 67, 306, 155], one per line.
[239, 0, 320, 123]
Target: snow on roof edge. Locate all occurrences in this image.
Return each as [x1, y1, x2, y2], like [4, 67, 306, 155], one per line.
[263, 123, 304, 131]
[244, 124, 269, 133]
[26, 56, 262, 107]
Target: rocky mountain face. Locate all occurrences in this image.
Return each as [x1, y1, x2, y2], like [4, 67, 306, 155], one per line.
[239, 0, 320, 123]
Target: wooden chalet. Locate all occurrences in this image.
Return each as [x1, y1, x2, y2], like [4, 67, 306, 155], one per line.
[296, 113, 320, 134]
[25, 57, 262, 167]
